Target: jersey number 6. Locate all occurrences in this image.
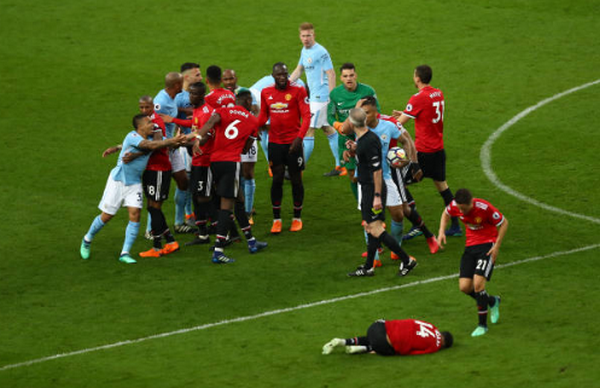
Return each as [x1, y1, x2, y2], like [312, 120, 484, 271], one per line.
[225, 119, 241, 139]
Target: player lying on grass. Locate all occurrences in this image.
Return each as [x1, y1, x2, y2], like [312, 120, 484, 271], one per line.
[322, 318, 453, 356]
[80, 115, 187, 264]
[437, 188, 508, 337]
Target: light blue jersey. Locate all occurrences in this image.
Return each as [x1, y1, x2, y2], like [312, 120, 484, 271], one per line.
[154, 89, 178, 138]
[110, 131, 150, 185]
[369, 119, 402, 180]
[249, 75, 305, 106]
[298, 43, 333, 103]
[174, 90, 192, 134]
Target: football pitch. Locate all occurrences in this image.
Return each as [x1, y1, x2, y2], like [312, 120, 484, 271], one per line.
[1, 1, 599, 387]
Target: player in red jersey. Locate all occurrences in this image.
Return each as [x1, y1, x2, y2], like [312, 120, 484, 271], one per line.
[437, 188, 509, 337]
[392, 65, 462, 238]
[322, 318, 453, 356]
[161, 82, 217, 246]
[193, 89, 267, 263]
[205, 65, 236, 109]
[257, 62, 311, 233]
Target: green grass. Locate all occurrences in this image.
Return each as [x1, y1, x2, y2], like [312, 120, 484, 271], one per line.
[1, 0, 600, 387]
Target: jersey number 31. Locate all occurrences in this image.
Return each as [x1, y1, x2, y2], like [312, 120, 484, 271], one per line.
[432, 101, 445, 124]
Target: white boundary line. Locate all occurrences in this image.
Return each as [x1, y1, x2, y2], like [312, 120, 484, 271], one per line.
[480, 79, 600, 224]
[2, 243, 599, 372]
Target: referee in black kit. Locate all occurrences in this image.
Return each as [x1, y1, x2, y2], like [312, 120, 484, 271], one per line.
[342, 108, 418, 277]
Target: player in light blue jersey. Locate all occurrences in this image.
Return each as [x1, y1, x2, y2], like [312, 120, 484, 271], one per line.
[290, 22, 342, 177]
[173, 63, 203, 232]
[80, 115, 186, 264]
[154, 72, 193, 235]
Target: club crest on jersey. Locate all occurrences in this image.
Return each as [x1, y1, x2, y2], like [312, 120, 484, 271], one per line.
[475, 216, 482, 224]
[285, 94, 292, 101]
[406, 104, 413, 112]
[154, 103, 161, 111]
[307, 57, 313, 64]
[271, 102, 289, 110]
[381, 134, 388, 141]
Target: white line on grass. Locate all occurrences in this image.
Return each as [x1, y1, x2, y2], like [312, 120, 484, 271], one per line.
[480, 78, 600, 224]
[2, 243, 599, 372]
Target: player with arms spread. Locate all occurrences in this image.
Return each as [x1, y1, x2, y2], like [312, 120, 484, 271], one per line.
[344, 108, 417, 277]
[258, 62, 311, 234]
[80, 115, 186, 264]
[322, 318, 453, 356]
[193, 89, 268, 263]
[392, 64, 462, 237]
[437, 188, 508, 337]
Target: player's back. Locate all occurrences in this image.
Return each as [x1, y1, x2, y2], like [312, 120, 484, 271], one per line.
[403, 86, 444, 153]
[191, 103, 215, 167]
[385, 319, 442, 355]
[211, 106, 258, 163]
[205, 88, 236, 109]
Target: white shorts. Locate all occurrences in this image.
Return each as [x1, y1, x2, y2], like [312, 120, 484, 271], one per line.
[178, 146, 192, 173]
[170, 148, 186, 173]
[385, 178, 403, 207]
[98, 175, 143, 215]
[309, 101, 330, 129]
[356, 179, 403, 211]
[241, 139, 258, 163]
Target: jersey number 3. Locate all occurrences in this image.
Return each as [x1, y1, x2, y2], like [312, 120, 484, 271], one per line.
[432, 101, 445, 124]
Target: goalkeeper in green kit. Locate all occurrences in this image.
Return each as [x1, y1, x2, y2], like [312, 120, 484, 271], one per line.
[328, 62, 379, 198]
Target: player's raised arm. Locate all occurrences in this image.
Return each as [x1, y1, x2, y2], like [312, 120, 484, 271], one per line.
[194, 112, 221, 145]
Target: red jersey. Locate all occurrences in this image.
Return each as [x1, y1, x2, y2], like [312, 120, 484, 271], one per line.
[446, 198, 505, 246]
[257, 81, 310, 144]
[210, 106, 258, 163]
[205, 88, 236, 109]
[385, 319, 443, 355]
[191, 103, 215, 167]
[146, 112, 171, 171]
[402, 86, 445, 153]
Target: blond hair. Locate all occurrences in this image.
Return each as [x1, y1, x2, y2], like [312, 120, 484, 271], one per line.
[299, 22, 314, 31]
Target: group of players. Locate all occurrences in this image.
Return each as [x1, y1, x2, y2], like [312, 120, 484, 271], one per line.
[80, 22, 510, 347]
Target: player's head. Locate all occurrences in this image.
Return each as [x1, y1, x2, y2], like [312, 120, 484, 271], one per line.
[189, 81, 207, 107]
[360, 96, 379, 128]
[414, 65, 433, 87]
[222, 69, 238, 92]
[165, 72, 183, 93]
[340, 63, 357, 91]
[206, 65, 222, 86]
[272, 62, 289, 90]
[132, 114, 153, 137]
[347, 108, 367, 135]
[138, 95, 154, 116]
[440, 331, 453, 349]
[454, 188, 474, 213]
[181, 62, 203, 84]
[235, 88, 252, 111]
[299, 22, 315, 48]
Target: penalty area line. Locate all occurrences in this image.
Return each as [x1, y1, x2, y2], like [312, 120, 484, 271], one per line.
[1, 243, 599, 372]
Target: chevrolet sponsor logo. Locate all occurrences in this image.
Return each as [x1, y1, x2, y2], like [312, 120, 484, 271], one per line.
[270, 102, 289, 109]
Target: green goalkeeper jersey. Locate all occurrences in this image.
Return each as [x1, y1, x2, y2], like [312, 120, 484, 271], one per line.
[328, 83, 379, 168]
[327, 83, 379, 126]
